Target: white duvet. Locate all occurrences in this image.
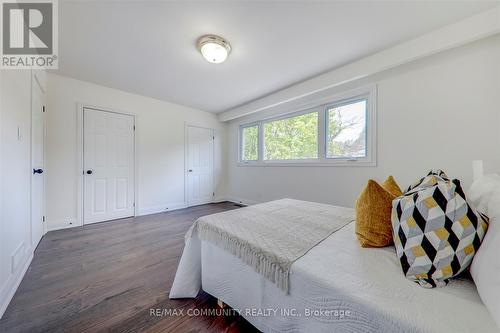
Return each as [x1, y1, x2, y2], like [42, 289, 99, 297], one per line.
[170, 208, 498, 333]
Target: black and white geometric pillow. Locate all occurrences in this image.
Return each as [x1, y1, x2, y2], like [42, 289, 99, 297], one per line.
[406, 169, 450, 193]
[392, 170, 488, 288]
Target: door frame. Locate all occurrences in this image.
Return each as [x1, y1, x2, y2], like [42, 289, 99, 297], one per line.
[184, 123, 215, 207]
[76, 104, 138, 227]
[30, 71, 47, 247]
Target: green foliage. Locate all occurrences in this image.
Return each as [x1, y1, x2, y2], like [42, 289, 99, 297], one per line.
[264, 112, 318, 160]
[242, 104, 366, 161]
[242, 125, 258, 161]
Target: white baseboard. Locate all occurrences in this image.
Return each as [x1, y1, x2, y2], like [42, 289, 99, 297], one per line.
[47, 202, 190, 231]
[47, 198, 254, 233]
[47, 218, 79, 232]
[0, 251, 33, 319]
[213, 196, 229, 203]
[137, 202, 187, 216]
[224, 195, 258, 206]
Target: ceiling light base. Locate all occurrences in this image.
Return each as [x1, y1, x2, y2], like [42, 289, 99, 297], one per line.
[197, 35, 231, 64]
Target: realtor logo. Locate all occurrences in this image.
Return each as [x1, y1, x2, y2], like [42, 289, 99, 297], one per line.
[1, 0, 58, 69]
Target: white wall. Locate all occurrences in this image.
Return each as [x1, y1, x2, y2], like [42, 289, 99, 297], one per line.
[45, 74, 227, 230]
[225, 35, 500, 207]
[0, 70, 35, 316]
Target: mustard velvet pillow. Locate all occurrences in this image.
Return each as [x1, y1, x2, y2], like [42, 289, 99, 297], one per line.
[355, 177, 402, 248]
[382, 175, 403, 197]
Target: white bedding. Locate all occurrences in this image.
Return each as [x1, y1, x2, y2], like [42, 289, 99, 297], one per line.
[170, 210, 499, 332]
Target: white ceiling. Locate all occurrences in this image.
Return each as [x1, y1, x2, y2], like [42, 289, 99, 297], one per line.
[55, 1, 498, 113]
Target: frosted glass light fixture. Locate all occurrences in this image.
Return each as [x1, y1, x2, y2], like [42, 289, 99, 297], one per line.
[197, 35, 231, 64]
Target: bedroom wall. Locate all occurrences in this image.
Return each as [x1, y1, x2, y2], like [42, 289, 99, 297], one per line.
[45, 74, 228, 231]
[225, 34, 500, 207]
[0, 70, 35, 316]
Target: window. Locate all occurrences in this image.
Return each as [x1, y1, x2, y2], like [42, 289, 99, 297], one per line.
[238, 86, 376, 166]
[264, 111, 318, 160]
[326, 99, 367, 159]
[241, 124, 259, 161]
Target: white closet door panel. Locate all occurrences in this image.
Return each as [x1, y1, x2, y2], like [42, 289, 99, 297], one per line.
[84, 109, 134, 224]
[187, 126, 214, 206]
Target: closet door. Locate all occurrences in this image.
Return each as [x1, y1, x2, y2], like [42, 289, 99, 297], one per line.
[187, 126, 214, 207]
[83, 108, 135, 224]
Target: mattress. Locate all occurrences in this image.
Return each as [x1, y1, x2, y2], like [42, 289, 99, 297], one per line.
[201, 222, 498, 333]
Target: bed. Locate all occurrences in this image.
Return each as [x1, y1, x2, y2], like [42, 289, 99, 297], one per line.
[170, 199, 499, 333]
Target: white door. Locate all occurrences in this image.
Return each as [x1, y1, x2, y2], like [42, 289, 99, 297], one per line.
[31, 78, 45, 248]
[84, 108, 135, 224]
[187, 126, 214, 206]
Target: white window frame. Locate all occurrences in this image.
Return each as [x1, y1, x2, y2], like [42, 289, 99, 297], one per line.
[325, 96, 369, 161]
[238, 85, 377, 167]
[239, 122, 261, 163]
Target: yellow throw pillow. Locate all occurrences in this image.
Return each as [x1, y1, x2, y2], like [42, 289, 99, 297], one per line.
[382, 175, 403, 197]
[355, 177, 402, 248]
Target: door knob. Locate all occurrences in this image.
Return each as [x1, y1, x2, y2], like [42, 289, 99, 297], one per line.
[33, 168, 43, 174]
[188, 169, 193, 172]
[86, 170, 93, 175]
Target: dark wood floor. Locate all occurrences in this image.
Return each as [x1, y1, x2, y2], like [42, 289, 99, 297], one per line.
[0, 202, 259, 333]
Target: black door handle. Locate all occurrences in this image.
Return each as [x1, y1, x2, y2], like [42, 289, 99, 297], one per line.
[33, 168, 43, 174]
[86, 170, 93, 175]
[188, 169, 193, 172]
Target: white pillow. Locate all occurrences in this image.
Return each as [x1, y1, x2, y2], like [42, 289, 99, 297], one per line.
[470, 186, 500, 328]
[468, 174, 500, 215]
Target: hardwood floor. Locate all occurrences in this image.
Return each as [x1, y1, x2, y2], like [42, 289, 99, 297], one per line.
[0, 202, 259, 333]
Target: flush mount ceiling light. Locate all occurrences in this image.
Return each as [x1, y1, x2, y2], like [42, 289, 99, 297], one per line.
[197, 35, 231, 64]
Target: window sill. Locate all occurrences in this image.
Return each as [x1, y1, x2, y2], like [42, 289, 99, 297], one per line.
[237, 160, 376, 167]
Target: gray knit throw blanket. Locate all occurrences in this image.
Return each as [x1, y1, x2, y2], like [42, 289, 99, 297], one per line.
[187, 199, 355, 293]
